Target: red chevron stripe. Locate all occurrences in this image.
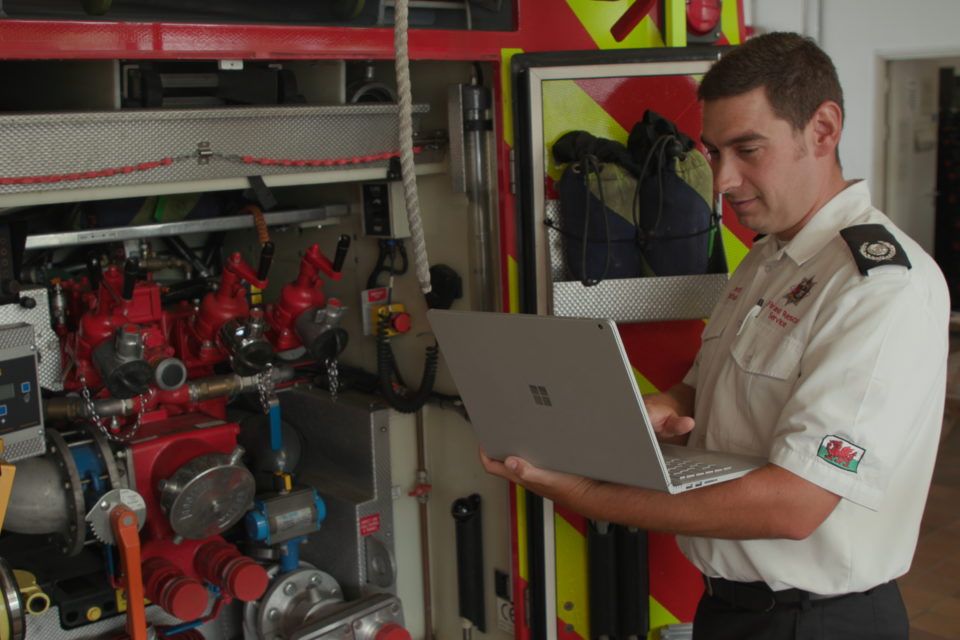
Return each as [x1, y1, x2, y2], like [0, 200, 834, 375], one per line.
[618, 320, 704, 392]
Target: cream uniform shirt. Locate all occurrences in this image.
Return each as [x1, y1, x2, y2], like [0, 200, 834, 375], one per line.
[678, 181, 950, 595]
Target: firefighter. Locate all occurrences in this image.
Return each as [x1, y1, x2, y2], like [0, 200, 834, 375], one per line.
[482, 32, 949, 640]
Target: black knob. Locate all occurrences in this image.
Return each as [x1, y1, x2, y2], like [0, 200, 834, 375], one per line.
[122, 258, 139, 301]
[257, 242, 275, 282]
[333, 234, 351, 273]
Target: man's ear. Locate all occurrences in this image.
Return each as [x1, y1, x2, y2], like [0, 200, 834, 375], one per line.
[809, 100, 843, 158]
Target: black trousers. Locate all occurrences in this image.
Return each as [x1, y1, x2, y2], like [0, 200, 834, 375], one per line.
[692, 579, 908, 640]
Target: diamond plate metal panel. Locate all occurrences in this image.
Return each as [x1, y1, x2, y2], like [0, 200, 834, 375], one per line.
[546, 199, 729, 321]
[280, 388, 397, 600]
[546, 200, 568, 281]
[552, 273, 729, 322]
[0, 104, 428, 195]
[0, 287, 62, 390]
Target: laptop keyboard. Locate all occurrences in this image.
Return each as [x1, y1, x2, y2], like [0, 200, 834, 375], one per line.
[666, 457, 733, 482]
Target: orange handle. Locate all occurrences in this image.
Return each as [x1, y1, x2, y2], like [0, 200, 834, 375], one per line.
[111, 505, 148, 640]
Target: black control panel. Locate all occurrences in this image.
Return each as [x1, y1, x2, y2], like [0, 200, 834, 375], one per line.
[0, 353, 41, 434]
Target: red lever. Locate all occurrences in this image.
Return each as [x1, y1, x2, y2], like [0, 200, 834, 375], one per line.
[610, 0, 657, 42]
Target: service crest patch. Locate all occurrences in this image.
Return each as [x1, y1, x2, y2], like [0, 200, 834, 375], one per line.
[784, 277, 816, 305]
[817, 435, 865, 473]
[859, 240, 896, 262]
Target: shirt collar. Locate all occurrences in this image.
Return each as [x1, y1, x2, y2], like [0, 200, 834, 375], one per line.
[778, 180, 871, 266]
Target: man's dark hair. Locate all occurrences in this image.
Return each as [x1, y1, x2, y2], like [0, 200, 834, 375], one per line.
[697, 32, 844, 132]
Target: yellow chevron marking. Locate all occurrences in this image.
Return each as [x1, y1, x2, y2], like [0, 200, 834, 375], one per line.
[555, 513, 589, 637]
[566, 0, 665, 50]
[542, 80, 628, 183]
[516, 484, 528, 581]
[507, 255, 520, 314]
[501, 48, 524, 148]
[721, 226, 749, 273]
[632, 367, 661, 395]
[720, 0, 743, 45]
[648, 597, 682, 639]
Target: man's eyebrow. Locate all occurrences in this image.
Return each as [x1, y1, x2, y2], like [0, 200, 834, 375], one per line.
[700, 131, 768, 148]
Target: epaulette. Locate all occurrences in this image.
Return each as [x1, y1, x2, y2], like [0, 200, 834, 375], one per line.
[839, 224, 911, 275]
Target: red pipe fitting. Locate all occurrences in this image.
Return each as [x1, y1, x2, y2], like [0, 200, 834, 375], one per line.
[195, 540, 269, 602]
[142, 557, 209, 622]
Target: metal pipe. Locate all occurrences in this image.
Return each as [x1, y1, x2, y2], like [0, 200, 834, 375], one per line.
[462, 83, 501, 311]
[43, 366, 295, 420]
[415, 409, 434, 640]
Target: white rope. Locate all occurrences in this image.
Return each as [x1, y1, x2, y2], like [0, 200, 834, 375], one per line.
[393, 0, 432, 294]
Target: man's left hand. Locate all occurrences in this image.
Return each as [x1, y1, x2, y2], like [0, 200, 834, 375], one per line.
[479, 448, 599, 506]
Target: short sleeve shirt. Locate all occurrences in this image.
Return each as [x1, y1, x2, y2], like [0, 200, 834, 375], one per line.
[677, 181, 950, 595]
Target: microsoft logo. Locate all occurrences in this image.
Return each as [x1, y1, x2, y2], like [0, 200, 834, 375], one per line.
[529, 385, 552, 407]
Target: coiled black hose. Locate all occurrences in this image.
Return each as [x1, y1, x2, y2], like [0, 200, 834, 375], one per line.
[376, 317, 439, 414]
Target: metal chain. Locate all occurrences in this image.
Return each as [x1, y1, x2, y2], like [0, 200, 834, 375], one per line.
[79, 375, 151, 443]
[78, 375, 106, 429]
[325, 357, 340, 402]
[257, 362, 275, 414]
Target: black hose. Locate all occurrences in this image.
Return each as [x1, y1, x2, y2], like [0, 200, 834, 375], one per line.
[376, 318, 439, 414]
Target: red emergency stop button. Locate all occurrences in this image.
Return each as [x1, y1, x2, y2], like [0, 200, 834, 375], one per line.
[687, 0, 721, 34]
[374, 623, 412, 640]
[390, 312, 412, 334]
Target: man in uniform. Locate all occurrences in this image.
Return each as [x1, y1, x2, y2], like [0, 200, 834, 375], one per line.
[481, 32, 950, 639]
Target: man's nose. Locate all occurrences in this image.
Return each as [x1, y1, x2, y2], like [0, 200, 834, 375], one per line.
[712, 156, 741, 194]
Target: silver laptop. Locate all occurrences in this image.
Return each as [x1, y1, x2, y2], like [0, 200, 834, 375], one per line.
[427, 309, 765, 493]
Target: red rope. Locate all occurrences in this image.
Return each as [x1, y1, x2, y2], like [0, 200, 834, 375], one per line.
[0, 147, 423, 186]
[0, 158, 174, 185]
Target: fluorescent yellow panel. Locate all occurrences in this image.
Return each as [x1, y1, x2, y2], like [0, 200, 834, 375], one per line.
[507, 255, 520, 314]
[555, 513, 589, 637]
[663, 0, 687, 47]
[721, 0, 742, 45]
[516, 484, 528, 580]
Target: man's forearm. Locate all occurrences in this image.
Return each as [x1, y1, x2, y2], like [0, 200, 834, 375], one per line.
[552, 463, 839, 540]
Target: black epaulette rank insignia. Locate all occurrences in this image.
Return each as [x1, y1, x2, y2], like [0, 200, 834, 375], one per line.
[839, 224, 912, 275]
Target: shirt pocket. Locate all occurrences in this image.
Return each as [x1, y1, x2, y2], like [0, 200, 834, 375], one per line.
[731, 320, 803, 380]
[723, 321, 804, 454]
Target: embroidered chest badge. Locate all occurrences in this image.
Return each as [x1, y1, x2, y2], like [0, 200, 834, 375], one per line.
[817, 435, 865, 473]
[784, 277, 816, 305]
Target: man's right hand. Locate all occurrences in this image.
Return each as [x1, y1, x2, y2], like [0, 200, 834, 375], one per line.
[644, 383, 696, 443]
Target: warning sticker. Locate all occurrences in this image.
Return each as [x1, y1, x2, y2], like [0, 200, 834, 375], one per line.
[359, 514, 381, 536]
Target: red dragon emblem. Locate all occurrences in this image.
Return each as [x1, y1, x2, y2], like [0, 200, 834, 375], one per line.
[825, 439, 857, 467]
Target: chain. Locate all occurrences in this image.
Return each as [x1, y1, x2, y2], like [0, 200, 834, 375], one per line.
[257, 362, 275, 414]
[325, 357, 340, 402]
[79, 375, 106, 428]
[79, 375, 151, 443]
